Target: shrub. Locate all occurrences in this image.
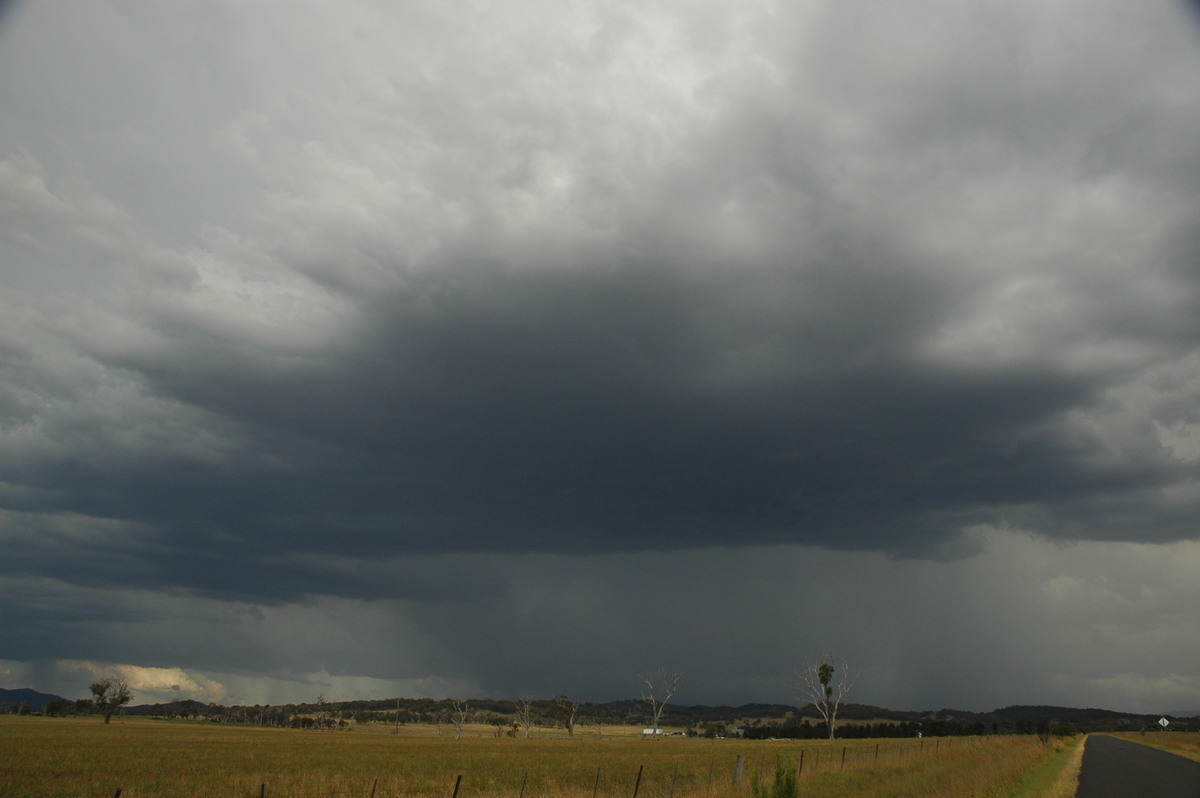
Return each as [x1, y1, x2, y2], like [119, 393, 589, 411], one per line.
[750, 757, 799, 798]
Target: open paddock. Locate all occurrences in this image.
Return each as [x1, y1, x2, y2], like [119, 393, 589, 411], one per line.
[0, 716, 1079, 798]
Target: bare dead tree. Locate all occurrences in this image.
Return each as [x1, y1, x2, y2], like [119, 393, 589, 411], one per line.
[796, 656, 859, 740]
[516, 695, 535, 738]
[450, 698, 470, 740]
[639, 668, 680, 739]
[316, 693, 329, 730]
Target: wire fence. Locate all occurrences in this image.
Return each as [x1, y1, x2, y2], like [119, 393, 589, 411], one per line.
[9, 738, 977, 798]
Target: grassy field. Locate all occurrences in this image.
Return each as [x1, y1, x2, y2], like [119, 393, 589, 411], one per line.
[0, 716, 1080, 798]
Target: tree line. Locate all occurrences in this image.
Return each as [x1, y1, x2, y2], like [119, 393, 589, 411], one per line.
[742, 718, 1081, 740]
[11, 661, 1195, 737]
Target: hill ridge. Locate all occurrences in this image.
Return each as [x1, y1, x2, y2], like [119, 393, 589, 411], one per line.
[3, 687, 1196, 728]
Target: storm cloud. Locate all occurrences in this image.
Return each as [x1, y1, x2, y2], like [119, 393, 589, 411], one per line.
[2, 0, 1200, 712]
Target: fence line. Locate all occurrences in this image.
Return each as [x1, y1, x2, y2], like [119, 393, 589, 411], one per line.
[17, 736, 1005, 798]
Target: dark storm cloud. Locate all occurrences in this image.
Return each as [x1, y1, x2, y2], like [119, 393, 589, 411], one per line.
[3, 0, 1200, 712]
[10, 248, 1196, 606]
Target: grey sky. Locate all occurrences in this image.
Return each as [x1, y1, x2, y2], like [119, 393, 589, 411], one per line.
[2, 0, 1200, 714]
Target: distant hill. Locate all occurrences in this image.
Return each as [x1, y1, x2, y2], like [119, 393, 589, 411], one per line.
[288, 696, 1192, 733]
[3, 686, 1195, 732]
[907, 704, 1172, 729]
[0, 688, 208, 717]
[628, 701, 1178, 728]
[0, 688, 67, 710]
[1166, 710, 1200, 719]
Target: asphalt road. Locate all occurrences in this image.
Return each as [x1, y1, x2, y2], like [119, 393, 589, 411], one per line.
[1076, 735, 1200, 798]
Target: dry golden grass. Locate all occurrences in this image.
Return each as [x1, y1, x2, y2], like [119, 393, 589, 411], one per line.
[1045, 735, 1086, 798]
[1003, 734, 1085, 798]
[0, 716, 1074, 798]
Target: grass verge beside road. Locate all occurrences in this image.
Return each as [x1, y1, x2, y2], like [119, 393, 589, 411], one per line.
[1006, 734, 1085, 798]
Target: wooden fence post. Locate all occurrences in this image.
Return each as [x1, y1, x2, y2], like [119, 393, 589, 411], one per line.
[632, 764, 644, 798]
[797, 749, 805, 778]
[519, 771, 528, 798]
[451, 774, 462, 798]
[370, 777, 378, 798]
[733, 755, 744, 789]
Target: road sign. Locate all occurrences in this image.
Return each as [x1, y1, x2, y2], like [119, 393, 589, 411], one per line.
[1158, 717, 1170, 728]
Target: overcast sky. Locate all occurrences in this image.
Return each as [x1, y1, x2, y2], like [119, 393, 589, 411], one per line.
[3, 0, 1200, 715]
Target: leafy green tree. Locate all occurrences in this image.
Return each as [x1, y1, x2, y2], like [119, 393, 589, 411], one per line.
[89, 677, 133, 724]
[44, 698, 73, 716]
[553, 695, 580, 738]
[487, 714, 507, 737]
